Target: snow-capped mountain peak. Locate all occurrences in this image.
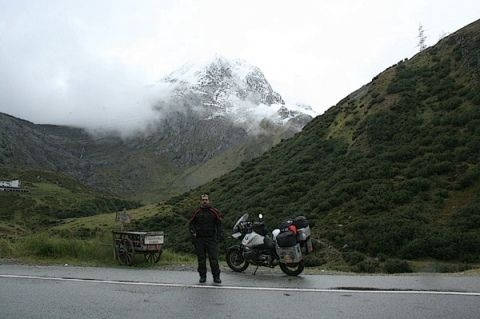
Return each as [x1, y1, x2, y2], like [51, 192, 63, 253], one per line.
[165, 55, 260, 85]
[153, 55, 314, 132]
[162, 54, 284, 108]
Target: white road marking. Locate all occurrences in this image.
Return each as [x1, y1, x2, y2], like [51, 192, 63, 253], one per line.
[1, 274, 479, 296]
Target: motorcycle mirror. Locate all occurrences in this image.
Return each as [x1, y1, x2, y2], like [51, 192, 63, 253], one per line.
[258, 214, 263, 219]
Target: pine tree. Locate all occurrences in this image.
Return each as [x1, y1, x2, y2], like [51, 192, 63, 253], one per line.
[417, 24, 427, 51]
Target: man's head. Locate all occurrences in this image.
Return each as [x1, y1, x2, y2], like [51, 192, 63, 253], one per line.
[201, 194, 210, 206]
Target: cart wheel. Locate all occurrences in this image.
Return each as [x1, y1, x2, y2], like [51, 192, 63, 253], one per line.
[117, 239, 135, 266]
[144, 251, 162, 264]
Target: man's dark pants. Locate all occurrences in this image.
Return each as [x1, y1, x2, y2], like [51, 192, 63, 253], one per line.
[195, 237, 220, 278]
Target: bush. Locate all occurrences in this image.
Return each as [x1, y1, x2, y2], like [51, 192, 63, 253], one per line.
[0, 238, 14, 257]
[433, 263, 472, 273]
[18, 233, 111, 261]
[457, 167, 480, 189]
[304, 253, 326, 267]
[343, 251, 365, 266]
[383, 258, 412, 273]
[353, 258, 380, 273]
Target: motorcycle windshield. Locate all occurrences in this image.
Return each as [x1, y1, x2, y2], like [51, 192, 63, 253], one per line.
[233, 213, 249, 231]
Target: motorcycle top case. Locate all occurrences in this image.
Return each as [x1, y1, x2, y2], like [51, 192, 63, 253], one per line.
[293, 216, 309, 229]
[276, 230, 297, 247]
[278, 220, 293, 233]
[276, 243, 302, 264]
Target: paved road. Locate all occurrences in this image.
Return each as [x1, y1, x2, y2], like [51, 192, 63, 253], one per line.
[1, 264, 479, 319]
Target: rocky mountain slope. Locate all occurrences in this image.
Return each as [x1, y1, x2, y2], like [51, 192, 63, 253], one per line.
[149, 56, 314, 166]
[0, 57, 313, 201]
[145, 19, 480, 264]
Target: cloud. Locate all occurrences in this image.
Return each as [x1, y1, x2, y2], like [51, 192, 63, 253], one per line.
[0, 2, 159, 134]
[147, 79, 284, 136]
[0, 0, 479, 133]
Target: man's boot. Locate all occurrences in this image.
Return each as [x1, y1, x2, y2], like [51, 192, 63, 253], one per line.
[213, 276, 221, 284]
[199, 276, 206, 283]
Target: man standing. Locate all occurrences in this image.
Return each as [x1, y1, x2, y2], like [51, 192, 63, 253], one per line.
[189, 194, 223, 284]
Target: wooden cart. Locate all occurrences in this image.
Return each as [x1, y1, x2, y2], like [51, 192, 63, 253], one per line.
[112, 231, 164, 266]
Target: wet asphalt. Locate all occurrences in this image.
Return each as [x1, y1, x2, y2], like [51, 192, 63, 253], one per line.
[0, 264, 479, 319]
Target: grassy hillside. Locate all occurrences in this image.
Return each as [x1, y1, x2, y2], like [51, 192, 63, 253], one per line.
[52, 204, 163, 236]
[0, 168, 140, 237]
[139, 19, 480, 266]
[0, 200, 197, 266]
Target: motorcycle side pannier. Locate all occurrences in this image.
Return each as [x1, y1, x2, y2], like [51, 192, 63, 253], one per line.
[293, 216, 313, 255]
[276, 231, 297, 247]
[297, 225, 311, 241]
[276, 244, 302, 263]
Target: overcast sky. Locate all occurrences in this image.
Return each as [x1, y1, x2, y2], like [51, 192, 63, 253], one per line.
[0, 0, 479, 130]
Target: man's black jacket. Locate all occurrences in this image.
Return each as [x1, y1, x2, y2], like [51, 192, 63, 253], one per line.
[189, 205, 224, 241]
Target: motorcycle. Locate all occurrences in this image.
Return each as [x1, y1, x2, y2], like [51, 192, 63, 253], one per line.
[226, 213, 313, 276]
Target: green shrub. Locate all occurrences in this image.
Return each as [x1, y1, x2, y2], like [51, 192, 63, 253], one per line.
[457, 167, 480, 189]
[433, 263, 472, 273]
[18, 233, 111, 261]
[353, 258, 380, 273]
[304, 253, 326, 267]
[343, 251, 365, 266]
[383, 258, 412, 273]
[0, 238, 14, 257]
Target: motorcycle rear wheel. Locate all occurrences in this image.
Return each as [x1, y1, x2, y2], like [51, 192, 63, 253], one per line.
[226, 247, 249, 272]
[279, 260, 304, 276]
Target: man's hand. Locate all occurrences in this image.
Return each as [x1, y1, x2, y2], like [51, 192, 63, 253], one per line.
[191, 234, 197, 246]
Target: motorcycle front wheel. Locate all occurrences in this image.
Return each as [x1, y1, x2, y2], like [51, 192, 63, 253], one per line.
[279, 260, 305, 276]
[226, 247, 249, 272]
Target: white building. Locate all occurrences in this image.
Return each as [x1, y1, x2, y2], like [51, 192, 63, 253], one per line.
[0, 180, 21, 188]
[0, 180, 28, 192]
